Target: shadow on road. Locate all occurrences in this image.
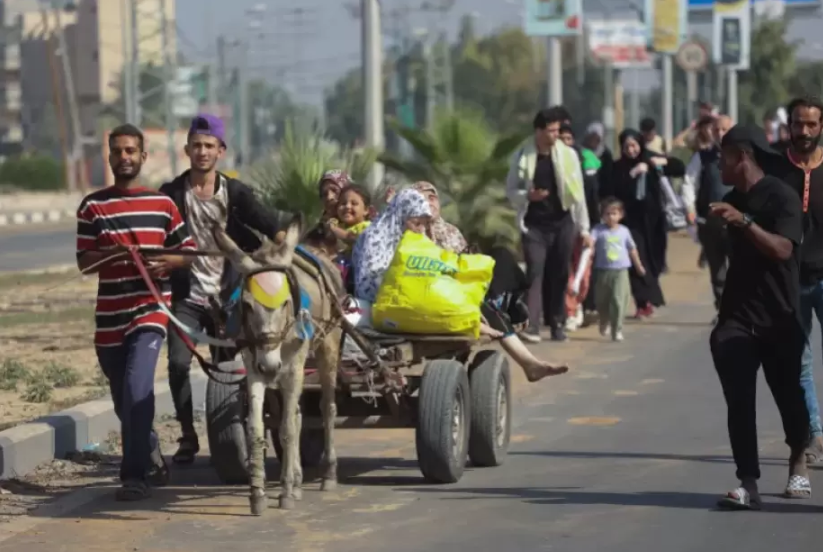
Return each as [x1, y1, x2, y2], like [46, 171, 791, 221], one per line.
[509, 450, 789, 468]
[23, 453, 426, 521]
[398, 485, 823, 513]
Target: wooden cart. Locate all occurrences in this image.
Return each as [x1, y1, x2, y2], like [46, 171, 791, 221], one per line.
[205, 328, 512, 485]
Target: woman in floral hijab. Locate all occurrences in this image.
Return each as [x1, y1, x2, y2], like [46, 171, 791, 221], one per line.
[319, 169, 354, 221]
[412, 181, 468, 254]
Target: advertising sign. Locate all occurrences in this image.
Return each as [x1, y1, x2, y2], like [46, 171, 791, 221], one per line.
[644, 0, 688, 54]
[689, 0, 814, 8]
[712, 0, 751, 70]
[587, 20, 652, 68]
[523, 0, 582, 37]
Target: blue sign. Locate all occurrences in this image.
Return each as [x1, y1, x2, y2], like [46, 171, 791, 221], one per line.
[689, 0, 819, 8]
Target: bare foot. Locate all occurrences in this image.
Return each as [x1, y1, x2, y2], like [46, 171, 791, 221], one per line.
[525, 363, 569, 383]
[479, 323, 504, 339]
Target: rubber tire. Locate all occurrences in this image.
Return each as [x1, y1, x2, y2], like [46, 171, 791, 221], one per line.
[205, 372, 249, 485]
[468, 350, 511, 467]
[272, 427, 326, 469]
[415, 359, 471, 484]
[268, 392, 326, 469]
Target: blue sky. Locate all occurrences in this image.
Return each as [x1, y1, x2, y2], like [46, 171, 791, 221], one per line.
[174, 0, 823, 108]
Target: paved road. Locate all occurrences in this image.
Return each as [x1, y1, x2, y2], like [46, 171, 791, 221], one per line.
[0, 222, 75, 272]
[1, 288, 822, 551]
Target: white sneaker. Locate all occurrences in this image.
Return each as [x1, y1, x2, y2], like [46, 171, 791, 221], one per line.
[520, 331, 542, 344]
[599, 323, 610, 337]
[574, 305, 584, 326]
[565, 318, 579, 332]
[612, 331, 624, 342]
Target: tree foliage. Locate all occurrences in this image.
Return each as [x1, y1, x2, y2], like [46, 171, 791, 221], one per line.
[246, 122, 377, 225]
[380, 108, 527, 250]
[738, 19, 799, 124]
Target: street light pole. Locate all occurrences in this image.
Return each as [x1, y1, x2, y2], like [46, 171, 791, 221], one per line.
[362, 0, 384, 190]
[53, 2, 84, 191]
[160, 0, 177, 176]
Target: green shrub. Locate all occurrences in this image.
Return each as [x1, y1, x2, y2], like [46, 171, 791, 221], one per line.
[43, 362, 81, 388]
[21, 374, 53, 403]
[0, 359, 30, 391]
[0, 155, 65, 192]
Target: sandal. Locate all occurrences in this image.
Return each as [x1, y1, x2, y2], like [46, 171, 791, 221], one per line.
[805, 442, 823, 465]
[171, 435, 200, 466]
[147, 446, 170, 487]
[115, 480, 151, 502]
[717, 487, 762, 511]
[784, 475, 812, 499]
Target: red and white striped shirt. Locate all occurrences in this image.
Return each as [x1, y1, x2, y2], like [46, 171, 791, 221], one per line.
[76, 186, 196, 347]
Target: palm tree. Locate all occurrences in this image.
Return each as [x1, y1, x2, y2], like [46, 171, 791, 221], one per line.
[245, 121, 378, 225]
[380, 107, 528, 250]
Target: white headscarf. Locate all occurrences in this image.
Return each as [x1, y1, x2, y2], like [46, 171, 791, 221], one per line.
[353, 188, 431, 303]
[586, 121, 605, 156]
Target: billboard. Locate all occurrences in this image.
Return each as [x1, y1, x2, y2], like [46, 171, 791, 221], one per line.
[587, 20, 653, 68]
[644, 0, 688, 54]
[523, 0, 582, 37]
[712, 0, 751, 69]
[689, 0, 818, 8]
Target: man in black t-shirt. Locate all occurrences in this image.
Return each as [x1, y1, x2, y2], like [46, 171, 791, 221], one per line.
[709, 124, 810, 510]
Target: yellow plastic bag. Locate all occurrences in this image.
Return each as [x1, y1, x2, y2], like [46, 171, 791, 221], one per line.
[372, 232, 495, 337]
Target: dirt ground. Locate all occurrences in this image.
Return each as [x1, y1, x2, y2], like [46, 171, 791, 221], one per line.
[0, 268, 201, 429]
[0, 412, 206, 522]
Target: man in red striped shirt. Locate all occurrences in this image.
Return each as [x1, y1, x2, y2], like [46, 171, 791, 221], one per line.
[76, 124, 196, 501]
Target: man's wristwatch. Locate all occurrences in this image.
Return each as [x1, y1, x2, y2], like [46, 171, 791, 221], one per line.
[741, 213, 754, 228]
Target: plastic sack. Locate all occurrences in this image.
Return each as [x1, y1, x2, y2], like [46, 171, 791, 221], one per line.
[372, 232, 494, 337]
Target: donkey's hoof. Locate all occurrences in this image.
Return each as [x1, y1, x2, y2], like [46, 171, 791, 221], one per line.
[320, 479, 338, 492]
[292, 487, 303, 501]
[279, 495, 296, 510]
[249, 494, 268, 516]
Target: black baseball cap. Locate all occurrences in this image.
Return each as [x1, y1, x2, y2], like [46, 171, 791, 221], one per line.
[720, 124, 780, 158]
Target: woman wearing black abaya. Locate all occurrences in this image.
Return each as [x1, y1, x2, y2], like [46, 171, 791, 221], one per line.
[608, 129, 685, 318]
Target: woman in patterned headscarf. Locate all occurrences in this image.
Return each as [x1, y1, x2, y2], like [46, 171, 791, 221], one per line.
[318, 169, 354, 221]
[412, 181, 469, 254]
[353, 187, 569, 382]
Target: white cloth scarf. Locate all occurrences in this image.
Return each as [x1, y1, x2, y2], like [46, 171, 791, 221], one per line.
[352, 188, 432, 303]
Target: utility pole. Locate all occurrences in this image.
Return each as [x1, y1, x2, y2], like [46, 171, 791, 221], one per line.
[547, 37, 562, 106]
[662, 54, 673, 147]
[216, 34, 226, 105]
[122, 0, 134, 123]
[53, 3, 85, 191]
[362, 0, 384, 190]
[728, 69, 738, 122]
[130, 0, 141, 127]
[238, 40, 250, 169]
[160, 0, 177, 176]
[40, 8, 71, 192]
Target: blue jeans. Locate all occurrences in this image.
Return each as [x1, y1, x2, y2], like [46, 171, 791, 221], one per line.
[96, 330, 162, 481]
[799, 282, 823, 439]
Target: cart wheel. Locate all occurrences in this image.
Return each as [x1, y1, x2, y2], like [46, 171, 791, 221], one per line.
[268, 392, 326, 468]
[205, 372, 249, 485]
[468, 350, 511, 467]
[415, 359, 470, 483]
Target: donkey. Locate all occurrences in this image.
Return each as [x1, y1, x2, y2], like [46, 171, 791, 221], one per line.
[211, 215, 344, 514]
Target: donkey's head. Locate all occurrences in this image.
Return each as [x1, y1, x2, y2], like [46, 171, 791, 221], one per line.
[212, 214, 303, 373]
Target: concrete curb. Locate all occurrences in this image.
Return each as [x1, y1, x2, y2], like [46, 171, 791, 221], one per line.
[0, 373, 208, 480]
[0, 209, 75, 227]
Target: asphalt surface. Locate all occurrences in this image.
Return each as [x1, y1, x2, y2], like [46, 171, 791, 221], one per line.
[0, 222, 75, 272]
[1, 289, 822, 551]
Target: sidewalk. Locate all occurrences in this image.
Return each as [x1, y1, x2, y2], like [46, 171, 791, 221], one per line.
[0, 192, 81, 227]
